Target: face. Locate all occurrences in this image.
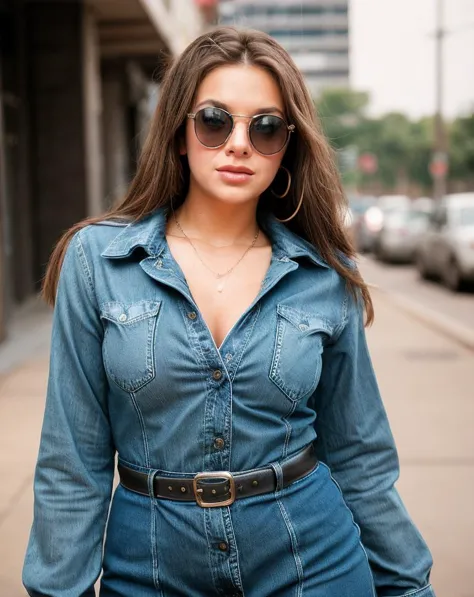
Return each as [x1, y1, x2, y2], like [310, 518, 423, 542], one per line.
[183, 64, 291, 207]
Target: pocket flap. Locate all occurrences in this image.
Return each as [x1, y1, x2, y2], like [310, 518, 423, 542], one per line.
[100, 300, 161, 325]
[277, 304, 333, 336]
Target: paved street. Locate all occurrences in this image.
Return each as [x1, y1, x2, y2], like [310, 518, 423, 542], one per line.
[359, 255, 474, 334]
[0, 287, 473, 597]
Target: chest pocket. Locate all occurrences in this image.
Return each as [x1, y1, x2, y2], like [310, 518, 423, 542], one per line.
[269, 304, 333, 403]
[100, 300, 161, 392]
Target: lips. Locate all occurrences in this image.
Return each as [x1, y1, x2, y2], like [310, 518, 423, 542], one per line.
[217, 165, 254, 175]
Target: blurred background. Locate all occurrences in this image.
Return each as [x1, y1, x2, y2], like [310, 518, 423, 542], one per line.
[0, 1, 473, 596]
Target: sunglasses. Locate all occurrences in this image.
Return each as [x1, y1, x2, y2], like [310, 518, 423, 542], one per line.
[187, 106, 295, 156]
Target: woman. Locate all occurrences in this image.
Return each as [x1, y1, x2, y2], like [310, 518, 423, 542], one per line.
[23, 27, 435, 597]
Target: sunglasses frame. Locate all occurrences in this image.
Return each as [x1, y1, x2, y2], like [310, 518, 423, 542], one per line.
[187, 107, 295, 156]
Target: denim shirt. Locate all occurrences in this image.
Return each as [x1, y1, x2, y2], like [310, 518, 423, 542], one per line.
[23, 207, 435, 597]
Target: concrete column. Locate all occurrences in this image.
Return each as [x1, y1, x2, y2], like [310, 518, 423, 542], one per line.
[0, 56, 9, 342]
[26, 1, 103, 280]
[82, 3, 104, 216]
[102, 64, 129, 208]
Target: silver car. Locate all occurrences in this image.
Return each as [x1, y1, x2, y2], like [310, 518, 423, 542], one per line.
[374, 201, 433, 263]
[352, 195, 410, 253]
[416, 193, 474, 291]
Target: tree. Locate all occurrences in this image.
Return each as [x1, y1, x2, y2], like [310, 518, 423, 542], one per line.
[315, 88, 369, 150]
[449, 113, 474, 186]
[314, 89, 434, 194]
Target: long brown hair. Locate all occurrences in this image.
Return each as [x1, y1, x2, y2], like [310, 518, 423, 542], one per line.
[43, 26, 373, 324]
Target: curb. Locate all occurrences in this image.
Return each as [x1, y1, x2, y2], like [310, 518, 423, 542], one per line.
[371, 286, 474, 352]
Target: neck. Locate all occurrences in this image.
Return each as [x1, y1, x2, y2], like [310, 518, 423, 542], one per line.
[171, 188, 260, 247]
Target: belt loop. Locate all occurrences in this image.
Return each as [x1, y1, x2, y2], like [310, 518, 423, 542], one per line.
[147, 469, 158, 498]
[270, 461, 284, 493]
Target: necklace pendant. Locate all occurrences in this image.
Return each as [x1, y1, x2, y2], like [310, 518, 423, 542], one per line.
[217, 280, 225, 293]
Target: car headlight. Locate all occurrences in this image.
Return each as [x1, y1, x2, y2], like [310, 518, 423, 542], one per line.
[364, 207, 384, 232]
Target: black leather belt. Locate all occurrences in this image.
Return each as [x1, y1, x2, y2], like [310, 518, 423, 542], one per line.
[118, 443, 318, 508]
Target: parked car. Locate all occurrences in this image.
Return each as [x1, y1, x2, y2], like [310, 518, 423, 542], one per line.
[353, 195, 410, 253]
[415, 193, 474, 291]
[374, 201, 433, 263]
[345, 195, 376, 250]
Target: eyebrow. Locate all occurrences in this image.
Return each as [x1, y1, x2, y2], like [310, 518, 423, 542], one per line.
[194, 99, 285, 118]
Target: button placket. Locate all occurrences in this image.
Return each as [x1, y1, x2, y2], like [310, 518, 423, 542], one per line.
[214, 437, 225, 450]
[212, 369, 223, 381]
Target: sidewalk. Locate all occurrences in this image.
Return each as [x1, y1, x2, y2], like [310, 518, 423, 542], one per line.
[0, 296, 52, 376]
[0, 292, 473, 596]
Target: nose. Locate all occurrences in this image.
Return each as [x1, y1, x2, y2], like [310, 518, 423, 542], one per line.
[225, 119, 252, 157]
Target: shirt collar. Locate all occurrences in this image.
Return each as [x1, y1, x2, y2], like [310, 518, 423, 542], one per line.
[101, 206, 329, 269]
[100, 209, 168, 259]
[260, 211, 329, 268]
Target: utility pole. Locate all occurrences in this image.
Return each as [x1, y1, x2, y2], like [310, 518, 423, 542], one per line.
[432, 0, 448, 201]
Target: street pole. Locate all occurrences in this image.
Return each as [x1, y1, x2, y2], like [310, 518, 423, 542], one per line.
[433, 0, 448, 201]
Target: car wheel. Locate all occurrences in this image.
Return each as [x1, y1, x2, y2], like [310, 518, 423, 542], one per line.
[442, 257, 464, 292]
[416, 252, 430, 280]
[374, 240, 385, 262]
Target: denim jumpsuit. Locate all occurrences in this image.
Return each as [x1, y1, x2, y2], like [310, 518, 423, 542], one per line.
[23, 207, 436, 597]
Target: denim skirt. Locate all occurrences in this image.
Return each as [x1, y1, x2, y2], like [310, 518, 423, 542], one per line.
[100, 461, 376, 597]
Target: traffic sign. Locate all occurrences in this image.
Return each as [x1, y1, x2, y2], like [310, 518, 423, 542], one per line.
[429, 152, 449, 178]
[358, 153, 378, 174]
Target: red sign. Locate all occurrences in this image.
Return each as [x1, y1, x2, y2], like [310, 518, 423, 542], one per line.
[358, 153, 378, 174]
[429, 158, 448, 178]
[194, 0, 217, 6]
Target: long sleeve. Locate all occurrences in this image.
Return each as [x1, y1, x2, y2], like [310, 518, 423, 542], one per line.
[23, 230, 115, 597]
[312, 289, 436, 597]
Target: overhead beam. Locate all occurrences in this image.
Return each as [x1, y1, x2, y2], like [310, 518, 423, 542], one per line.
[138, 0, 181, 56]
[100, 39, 164, 58]
[100, 23, 155, 42]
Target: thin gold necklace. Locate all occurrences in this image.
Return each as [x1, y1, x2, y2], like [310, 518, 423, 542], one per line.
[173, 211, 260, 293]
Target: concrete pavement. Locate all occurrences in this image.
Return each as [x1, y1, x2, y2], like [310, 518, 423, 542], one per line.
[359, 256, 474, 351]
[0, 291, 473, 596]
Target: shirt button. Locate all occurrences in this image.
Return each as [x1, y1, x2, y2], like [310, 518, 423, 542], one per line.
[299, 323, 309, 331]
[118, 314, 127, 322]
[188, 311, 197, 320]
[155, 258, 163, 268]
[218, 542, 228, 552]
[214, 437, 225, 450]
[212, 369, 223, 381]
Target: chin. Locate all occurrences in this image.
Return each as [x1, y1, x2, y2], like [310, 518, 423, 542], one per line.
[208, 185, 259, 206]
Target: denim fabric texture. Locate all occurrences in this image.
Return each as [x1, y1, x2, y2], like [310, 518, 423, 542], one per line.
[23, 207, 435, 597]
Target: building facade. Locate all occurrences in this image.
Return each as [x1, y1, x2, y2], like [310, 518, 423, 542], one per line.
[0, 0, 214, 342]
[218, 0, 350, 97]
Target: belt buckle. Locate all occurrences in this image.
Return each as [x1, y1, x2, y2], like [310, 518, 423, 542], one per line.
[193, 471, 236, 508]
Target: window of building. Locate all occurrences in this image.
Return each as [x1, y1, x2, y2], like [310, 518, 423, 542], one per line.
[291, 49, 348, 56]
[304, 70, 350, 78]
[228, 5, 348, 17]
[269, 29, 349, 37]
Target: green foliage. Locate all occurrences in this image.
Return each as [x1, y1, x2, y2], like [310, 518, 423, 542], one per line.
[317, 88, 369, 119]
[449, 115, 474, 181]
[314, 88, 474, 193]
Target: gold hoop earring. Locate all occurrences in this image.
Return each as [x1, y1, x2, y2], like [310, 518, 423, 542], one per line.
[271, 166, 291, 199]
[275, 191, 304, 223]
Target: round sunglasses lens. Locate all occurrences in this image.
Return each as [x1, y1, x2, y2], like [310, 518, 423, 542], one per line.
[195, 108, 232, 148]
[250, 115, 288, 155]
